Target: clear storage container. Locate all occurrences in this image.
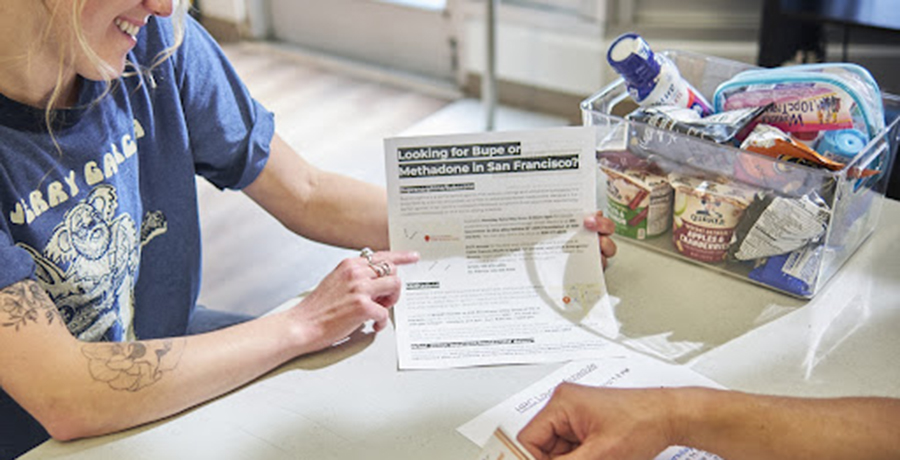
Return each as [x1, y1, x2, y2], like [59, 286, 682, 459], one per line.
[582, 50, 900, 298]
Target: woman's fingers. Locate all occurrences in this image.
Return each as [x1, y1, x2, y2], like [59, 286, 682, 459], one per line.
[359, 251, 418, 276]
[370, 274, 403, 309]
[583, 211, 616, 235]
[600, 234, 617, 260]
[351, 250, 419, 328]
[383, 250, 420, 266]
[366, 300, 391, 332]
[584, 212, 618, 267]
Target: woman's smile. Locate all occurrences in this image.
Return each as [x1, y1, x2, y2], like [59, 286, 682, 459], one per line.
[114, 17, 142, 40]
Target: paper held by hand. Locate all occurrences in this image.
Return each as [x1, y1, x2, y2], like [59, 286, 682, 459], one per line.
[474, 427, 534, 460]
[384, 126, 619, 369]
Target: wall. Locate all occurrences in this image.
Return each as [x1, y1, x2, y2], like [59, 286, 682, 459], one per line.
[461, 0, 762, 99]
[217, 1, 900, 115]
[197, 0, 250, 42]
[200, 0, 247, 22]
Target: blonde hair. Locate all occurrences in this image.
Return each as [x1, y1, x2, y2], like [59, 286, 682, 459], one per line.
[43, 0, 191, 127]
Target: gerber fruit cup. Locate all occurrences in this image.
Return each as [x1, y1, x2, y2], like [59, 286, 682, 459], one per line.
[582, 50, 900, 298]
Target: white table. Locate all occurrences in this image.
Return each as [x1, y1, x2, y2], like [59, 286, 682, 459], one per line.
[25, 196, 900, 459]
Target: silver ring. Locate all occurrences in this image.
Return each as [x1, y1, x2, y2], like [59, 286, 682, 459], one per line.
[369, 261, 388, 278]
[360, 247, 374, 263]
[369, 263, 387, 278]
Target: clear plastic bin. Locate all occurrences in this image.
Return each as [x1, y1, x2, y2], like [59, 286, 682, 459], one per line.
[581, 50, 900, 298]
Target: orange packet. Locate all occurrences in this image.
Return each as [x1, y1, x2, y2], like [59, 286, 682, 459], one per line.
[741, 124, 877, 178]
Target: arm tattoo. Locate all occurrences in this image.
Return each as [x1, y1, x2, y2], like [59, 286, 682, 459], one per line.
[0, 280, 61, 331]
[82, 339, 186, 392]
[3, 282, 187, 392]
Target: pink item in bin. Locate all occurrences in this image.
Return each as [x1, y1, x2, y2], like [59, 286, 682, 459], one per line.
[721, 84, 853, 134]
[713, 63, 884, 141]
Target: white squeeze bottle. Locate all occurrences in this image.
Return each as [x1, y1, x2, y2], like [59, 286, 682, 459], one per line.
[607, 32, 713, 116]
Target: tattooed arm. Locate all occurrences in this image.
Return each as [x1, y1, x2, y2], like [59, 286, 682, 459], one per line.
[0, 248, 415, 441]
[0, 279, 283, 440]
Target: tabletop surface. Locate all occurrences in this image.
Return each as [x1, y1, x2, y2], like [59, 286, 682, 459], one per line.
[25, 196, 900, 460]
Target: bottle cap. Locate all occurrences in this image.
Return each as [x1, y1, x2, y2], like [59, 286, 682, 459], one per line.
[818, 129, 868, 160]
[607, 33, 661, 89]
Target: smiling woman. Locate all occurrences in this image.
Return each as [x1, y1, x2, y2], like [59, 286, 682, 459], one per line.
[0, 0, 429, 458]
[0, 1, 187, 111]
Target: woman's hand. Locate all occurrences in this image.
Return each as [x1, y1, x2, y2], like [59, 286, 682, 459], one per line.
[288, 250, 419, 353]
[584, 211, 617, 269]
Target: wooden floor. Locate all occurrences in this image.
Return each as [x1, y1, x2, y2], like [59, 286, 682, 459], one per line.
[196, 43, 452, 317]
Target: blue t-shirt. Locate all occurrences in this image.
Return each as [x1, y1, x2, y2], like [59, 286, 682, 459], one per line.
[0, 15, 273, 457]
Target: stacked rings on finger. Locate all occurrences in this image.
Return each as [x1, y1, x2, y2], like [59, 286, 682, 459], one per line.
[370, 261, 392, 278]
[360, 247, 392, 278]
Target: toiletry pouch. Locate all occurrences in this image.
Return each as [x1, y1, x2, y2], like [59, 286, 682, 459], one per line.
[713, 63, 883, 140]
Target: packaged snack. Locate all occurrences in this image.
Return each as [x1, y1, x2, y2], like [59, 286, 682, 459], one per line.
[602, 166, 673, 240]
[626, 104, 769, 144]
[728, 192, 831, 261]
[732, 149, 817, 195]
[669, 174, 757, 263]
[790, 130, 823, 148]
[627, 105, 701, 126]
[740, 124, 879, 179]
[741, 124, 845, 171]
[749, 245, 823, 297]
[713, 63, 884, 139]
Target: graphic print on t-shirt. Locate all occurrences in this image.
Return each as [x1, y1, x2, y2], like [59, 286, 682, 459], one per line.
[17, 184, 167, 341]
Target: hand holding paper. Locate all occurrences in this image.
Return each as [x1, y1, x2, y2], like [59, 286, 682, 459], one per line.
[459, 351, 724, 460]
[517, 384, 682, 460]
[476, 428, 535, 460]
